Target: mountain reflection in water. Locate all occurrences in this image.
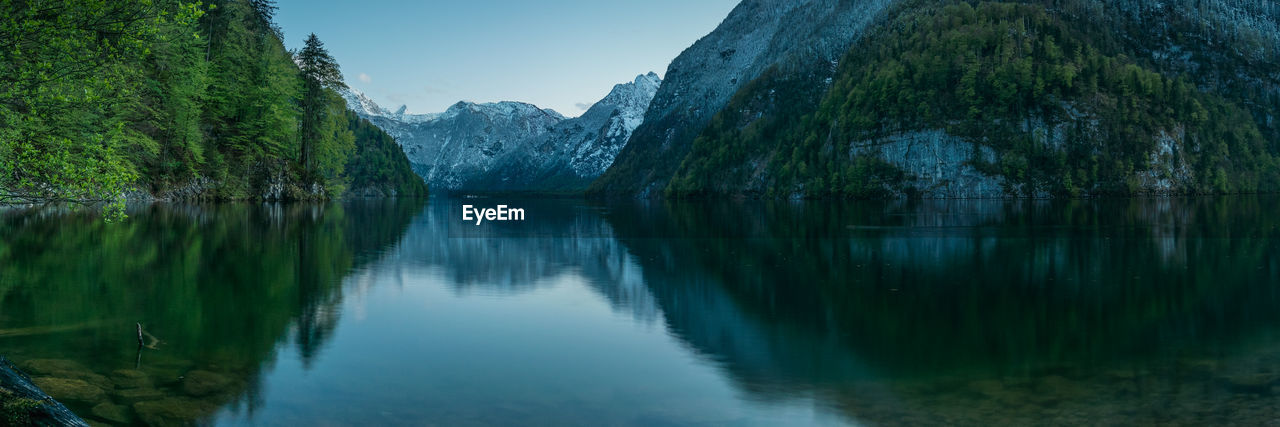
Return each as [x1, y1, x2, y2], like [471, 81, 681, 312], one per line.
[1, 197, 1278, 425]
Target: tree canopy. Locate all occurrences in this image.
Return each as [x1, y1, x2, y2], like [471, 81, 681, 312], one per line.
[0, 0, 425, 218]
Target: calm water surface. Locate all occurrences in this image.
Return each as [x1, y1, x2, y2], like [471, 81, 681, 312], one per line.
[1, 197, 1279, 425]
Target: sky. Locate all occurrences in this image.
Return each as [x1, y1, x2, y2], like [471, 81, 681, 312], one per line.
[274, 0, 740, 117]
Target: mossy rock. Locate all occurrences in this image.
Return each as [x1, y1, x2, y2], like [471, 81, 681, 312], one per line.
[133, 397, 216, 426]
[18, 359, 86, 376]
[180, 370, 233, 397]
[19, 359, 111, 390]
[1220, 373, 1279, 394]
[140, 367, 187, 388]
[110, 369, 153, 390]
[90, 402, 131, 424]
[967, 379, 1009, 399]
[112, 387, 165, 405]
[31, 377, 106, 405]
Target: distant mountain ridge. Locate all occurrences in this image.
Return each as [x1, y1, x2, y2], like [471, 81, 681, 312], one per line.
[340, 72, 660, 193]
[471, 72, 661, 193]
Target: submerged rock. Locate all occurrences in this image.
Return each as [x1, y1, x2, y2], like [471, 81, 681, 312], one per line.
[31, 377, 106, 405]
[19, 359, 111, 390]
[180, 370, 232, 397]
[89, 402, 130, 424]
[133, 397, 216, 426]
[111, 387, 164, 405]
[109, 369, 153, 390]
[1220, 373, 1279, 395]
[19, 359, 86, 376]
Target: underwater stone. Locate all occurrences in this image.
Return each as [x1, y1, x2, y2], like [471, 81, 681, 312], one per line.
[31, 377, 106, 405]
[1221, 373, 1279, 394]
[90, 402, 130, 424]
[180, 370, 233, 397]
[111, 387, 164, 405]
[109, 369, 153, 390]
[19, 359, 86, 376]
[19, 359, 111, 390]
[133, 397, 216, 426]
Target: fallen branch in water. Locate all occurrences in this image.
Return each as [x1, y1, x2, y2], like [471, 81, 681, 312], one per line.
[135, 323, 160, 350]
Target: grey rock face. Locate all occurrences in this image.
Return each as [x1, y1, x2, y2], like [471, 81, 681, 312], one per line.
[851, 131, 1006, 199]
[401, 101, 566, 191]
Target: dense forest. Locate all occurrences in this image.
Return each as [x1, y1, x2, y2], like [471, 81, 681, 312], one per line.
[0, 0, 425, 217]
[664, 0, 1280, 198]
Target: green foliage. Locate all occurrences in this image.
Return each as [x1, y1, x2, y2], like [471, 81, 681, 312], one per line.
[1, 0, 423, 214]
[0, 0, 167, 217]
[130, 0, 211, 188]
[200, 0, 301, 197]
[0, 388, 44, 426]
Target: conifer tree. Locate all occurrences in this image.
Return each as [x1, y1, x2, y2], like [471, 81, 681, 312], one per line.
[296, 33, 345, 182]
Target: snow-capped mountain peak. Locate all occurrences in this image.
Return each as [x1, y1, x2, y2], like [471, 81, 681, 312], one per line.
[339, 73, 661, 193]
[340, 87, 393, 118]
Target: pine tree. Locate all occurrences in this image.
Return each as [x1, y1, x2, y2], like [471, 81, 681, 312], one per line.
[296, 33, 346, 184]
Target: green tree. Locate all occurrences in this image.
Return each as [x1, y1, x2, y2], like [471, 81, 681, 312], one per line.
[296, 33, 346, 186]
[0, 0, 169, 216]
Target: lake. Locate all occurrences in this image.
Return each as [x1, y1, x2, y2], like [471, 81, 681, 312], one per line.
[2, 197, 1279, 425]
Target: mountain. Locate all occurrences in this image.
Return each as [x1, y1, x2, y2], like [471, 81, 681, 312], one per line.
[338, 92, 565, 191]
[342, 72, 660, 193]
[395, 101, 566, 190]
[467, 72, 662, 193]
[339, 90, 441, 124]
[590, 0, 898, 197]
[593, 0, 1280, 198]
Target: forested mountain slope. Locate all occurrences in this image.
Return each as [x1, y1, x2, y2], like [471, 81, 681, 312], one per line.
[595, 0, 1280, 198]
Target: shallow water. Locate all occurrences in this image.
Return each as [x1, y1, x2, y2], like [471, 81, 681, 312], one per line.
[1, 197, 1279, 425]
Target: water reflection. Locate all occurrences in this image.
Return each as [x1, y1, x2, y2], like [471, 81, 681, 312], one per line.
[0, 200, 423, 425]
[606, 198, 1280, 424]
[2, 197, 1279, 425]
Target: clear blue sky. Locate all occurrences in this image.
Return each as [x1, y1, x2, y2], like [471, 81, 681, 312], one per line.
[274, 0, 739, 117]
